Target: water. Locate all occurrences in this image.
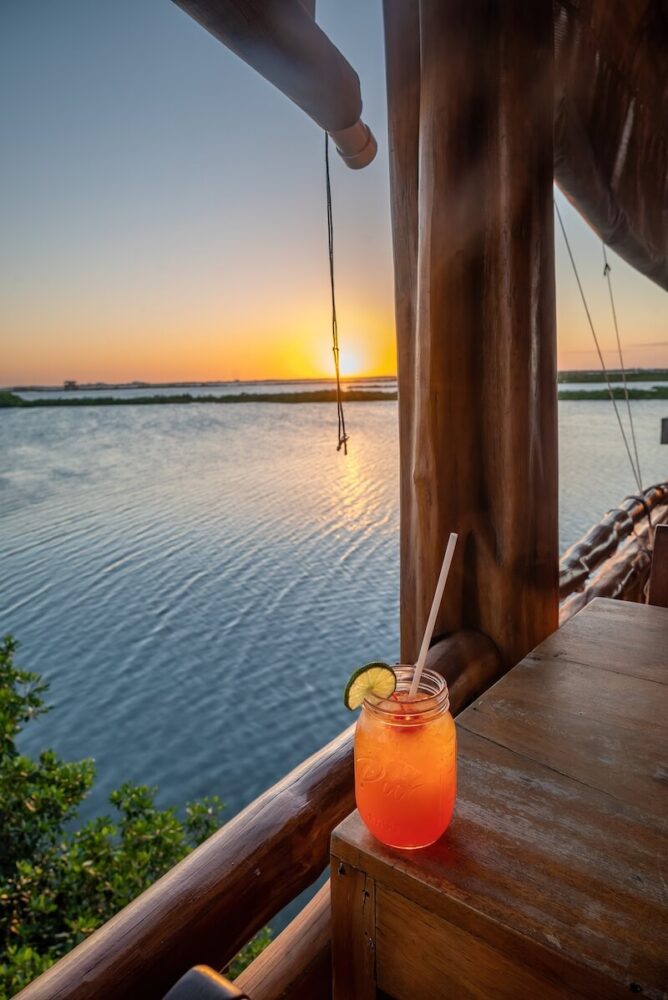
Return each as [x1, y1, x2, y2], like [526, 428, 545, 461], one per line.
[1, 397, 666, 830]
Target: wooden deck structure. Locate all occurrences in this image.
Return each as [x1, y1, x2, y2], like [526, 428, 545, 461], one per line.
[331, 599, 668, 999]
[15, 0, 668, 997]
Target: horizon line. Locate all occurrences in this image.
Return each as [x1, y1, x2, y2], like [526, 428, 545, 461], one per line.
[6, 365, 668, 392]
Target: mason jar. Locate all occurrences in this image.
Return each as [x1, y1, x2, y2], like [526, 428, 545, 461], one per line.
[354, 666, 456, 849]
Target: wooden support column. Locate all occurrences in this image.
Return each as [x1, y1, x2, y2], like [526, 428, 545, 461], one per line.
[384, 0, 558, 668]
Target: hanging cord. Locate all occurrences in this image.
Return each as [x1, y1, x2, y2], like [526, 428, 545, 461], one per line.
[325, 134, 348, 454]
[602, 243, 642, 489]
[554, 200, 642, 492]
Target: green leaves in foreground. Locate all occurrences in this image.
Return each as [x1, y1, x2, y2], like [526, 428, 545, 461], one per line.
[0, 635, 270, 998]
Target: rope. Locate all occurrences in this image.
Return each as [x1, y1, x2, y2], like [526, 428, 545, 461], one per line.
[602, 243, 642, 488]
[325, 134, 348, 454]
[625, 493, 653, 533]
[554, 200, 642, 492]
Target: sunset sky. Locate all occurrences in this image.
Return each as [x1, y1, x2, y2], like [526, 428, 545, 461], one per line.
[1, 0, 666, 386]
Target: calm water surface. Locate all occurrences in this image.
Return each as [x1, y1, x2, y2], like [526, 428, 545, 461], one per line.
[1, 398, 666, 826]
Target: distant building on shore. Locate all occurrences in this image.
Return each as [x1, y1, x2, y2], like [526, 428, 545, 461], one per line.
[63, 380, 78, 390]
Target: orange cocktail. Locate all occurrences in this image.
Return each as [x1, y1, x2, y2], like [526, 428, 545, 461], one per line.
[354, 666, 456, 849]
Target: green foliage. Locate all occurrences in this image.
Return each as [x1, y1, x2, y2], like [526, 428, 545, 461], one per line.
[0, 391, 25, 408]
[225, 926, 273, 981]
[0, 636, 269, 998]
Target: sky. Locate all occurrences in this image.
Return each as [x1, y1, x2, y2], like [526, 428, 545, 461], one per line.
[1, 0, 666, 386]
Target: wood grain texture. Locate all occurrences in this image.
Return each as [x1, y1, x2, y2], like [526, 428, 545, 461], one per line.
[384, 0, 558, 669]
[545, 596, 668, 685]
[235, 882, 331, 1000]
[375, 888, 590, 1000]
[382, 0, 420, 671]
[330, 860, 376, 1000]
[648, 523, 668, 608]
[459, 607, 668, 822]
[332, 601, 668, 999]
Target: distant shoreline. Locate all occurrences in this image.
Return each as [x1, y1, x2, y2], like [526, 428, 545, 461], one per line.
[557, 369, 668, 383]
[0, 389, 397, 408]
[4, 376, 397, 394]
[4, 369, 668, 394]
[3, 386, 668, 409]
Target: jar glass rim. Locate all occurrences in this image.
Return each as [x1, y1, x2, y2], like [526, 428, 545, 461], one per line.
[363, 665, 450, 724]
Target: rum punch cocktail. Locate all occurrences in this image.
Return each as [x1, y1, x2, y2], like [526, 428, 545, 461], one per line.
[343, 533, 459, 849]
[354, 666, 456, 849]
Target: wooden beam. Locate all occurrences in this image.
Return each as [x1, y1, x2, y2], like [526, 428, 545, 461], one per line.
[384, 0, 558, 669]
[171, 0, 377, 167]
[559, 487, 668, 622]
[235, 882, 331, 1000]
[559, 485, 668, 601]
[172, 0, 361, 132]
[425, 629, 502, 711]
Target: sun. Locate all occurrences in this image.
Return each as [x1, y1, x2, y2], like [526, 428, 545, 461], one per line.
[316, 344, 364, 379]
[337, 347, 364, 378]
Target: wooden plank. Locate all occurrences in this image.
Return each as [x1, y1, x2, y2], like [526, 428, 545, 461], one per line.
[459, 655, 668, 741]
[538, 597, 668, 684]
[376, 887, 591, 1000]
[384, 0, 558, 668]
[458, 667, 668, 823]
[330, 859, 376, 1000]
[333, 726, 668, 999]
[235, 882, 331, 1000]
[648, 523, 668, 608]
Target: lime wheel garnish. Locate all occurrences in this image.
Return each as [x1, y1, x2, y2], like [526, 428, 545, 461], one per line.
[343, 662, 397, 710]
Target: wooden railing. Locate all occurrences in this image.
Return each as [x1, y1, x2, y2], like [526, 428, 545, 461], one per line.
[16, 723, 354, 1000]
[559, 483, 668, 622]
[16, 630, 501, 1000]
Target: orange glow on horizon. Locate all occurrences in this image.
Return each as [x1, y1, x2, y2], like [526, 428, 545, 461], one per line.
[1, 308, 398, 386]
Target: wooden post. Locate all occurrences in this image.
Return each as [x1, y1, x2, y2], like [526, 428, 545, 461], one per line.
[384, 0, 558, 668]
[331, 861, 376, 1000]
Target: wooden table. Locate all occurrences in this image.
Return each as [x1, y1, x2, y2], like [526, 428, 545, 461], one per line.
[330, 598, 668, 1000]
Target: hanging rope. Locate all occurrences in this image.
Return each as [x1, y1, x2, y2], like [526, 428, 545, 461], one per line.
[602, 242, 642, 489]
[554, 199, 642, 493]
[325, 133, 348, 454]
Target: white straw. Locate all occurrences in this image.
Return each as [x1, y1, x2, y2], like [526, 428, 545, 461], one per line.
[409, 532, 458, 697]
